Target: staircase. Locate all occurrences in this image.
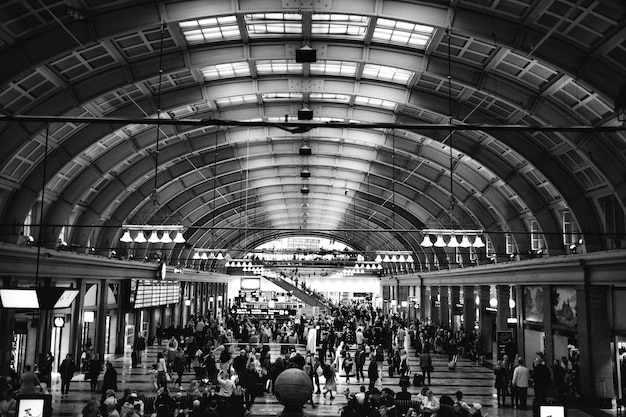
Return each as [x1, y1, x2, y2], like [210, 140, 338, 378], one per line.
[263, 275, 331, 311]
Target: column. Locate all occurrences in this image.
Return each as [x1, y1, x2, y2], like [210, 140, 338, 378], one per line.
[577, 284, 613, 399]
[430, 286, 439, 325]
[478, 285, 492, 357]
[419, 283, 427, 322]
[95, 280, 109, 355]
[450, 286, 461, 333]
[496, 285, 510, 332]
[463, 285, 476, 332]
[439, 285, 450, 328]
[541, 285, 554, 365]
[423, 286, 431, 322]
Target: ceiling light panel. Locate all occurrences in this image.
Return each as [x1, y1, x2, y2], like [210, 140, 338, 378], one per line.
[362, 64, 414, 84]
[311, 14, 370, 38]
[244, 13, 302, 37]
[310, 61, 358, 77]
[179, 16, 240, 44]
[373, 18, 434, 49]
[201, 62, 251, 80]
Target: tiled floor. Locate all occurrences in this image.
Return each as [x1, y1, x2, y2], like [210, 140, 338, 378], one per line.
[46, 342, 615, 417]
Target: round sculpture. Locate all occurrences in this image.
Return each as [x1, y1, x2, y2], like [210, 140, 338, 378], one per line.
[274, 368, 313, 407]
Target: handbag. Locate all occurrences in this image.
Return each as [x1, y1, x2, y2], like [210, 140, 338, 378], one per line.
[165, 372, 172, 382]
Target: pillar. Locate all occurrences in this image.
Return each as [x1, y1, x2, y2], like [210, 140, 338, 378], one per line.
[478, 285, 492, 357]
[450, 286, 461, 333]
[430, 286, 439, 325]
[424, 286, 431, 322]
[95, 280, 109, 355]
[463, 285, 476, 332]
[419, 283, 427, 322]
[496, 285, 510, 332]
[439, 286, 450, 328]
[577, 284, 613, 400]
[541, 285, 554, 366]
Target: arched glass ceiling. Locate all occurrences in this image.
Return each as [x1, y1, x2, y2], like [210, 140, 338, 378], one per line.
[0, 0, 625, 266]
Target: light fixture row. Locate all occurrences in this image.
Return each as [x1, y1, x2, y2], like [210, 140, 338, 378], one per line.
[120, 225, 185, 244]
[374, 253, 416, 263]
[420, 229, 485, 248]
[193, 251, 229, 260]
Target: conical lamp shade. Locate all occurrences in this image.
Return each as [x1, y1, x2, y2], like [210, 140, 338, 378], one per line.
[421, 235, 433, 247]
[434, 235, 446, 247]
[134, 231, 147, 243]
[148, 231, 160, 243]
[459, 235, 472, 248]
[120, 230, 133, 243]
[173, 231, 186, 243]
[375, 254, 382, 263]
[473, 235, 486, 248]
[160, 232, 172, 243]
[448, 235, 459, 248]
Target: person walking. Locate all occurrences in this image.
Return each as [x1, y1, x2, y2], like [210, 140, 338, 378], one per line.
[100, 362, 118, 404]
[322, 361, 337, 400]
[512, 358, 530, 409]
[59, 353, 76, 396]
[367, 353, 379, 392]
[493, 360, 509, 407]
[342, 352, 354, 384]
[354, 346, 366, 383]
[420, 350, 433, 385]
[88, 353, 102, 393]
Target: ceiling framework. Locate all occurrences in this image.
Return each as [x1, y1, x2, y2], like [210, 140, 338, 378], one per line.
[0, 0, 625, 267]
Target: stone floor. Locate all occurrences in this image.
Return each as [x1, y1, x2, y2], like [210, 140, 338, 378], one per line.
[46, 342, 617, 417]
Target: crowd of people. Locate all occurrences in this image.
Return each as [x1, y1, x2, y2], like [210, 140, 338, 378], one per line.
[0, 298, 583, 417]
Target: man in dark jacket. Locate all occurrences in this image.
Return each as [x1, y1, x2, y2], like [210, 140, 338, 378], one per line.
[59, 353, 76, 396]
[367, 353, 379, 391]
[533, 357, 552, 403]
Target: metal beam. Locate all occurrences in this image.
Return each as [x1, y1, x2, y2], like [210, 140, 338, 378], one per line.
[1, 115, 624, 133]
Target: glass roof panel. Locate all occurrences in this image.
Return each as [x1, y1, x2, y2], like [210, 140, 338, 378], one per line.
[244, 13, 302, 36]
[310, 60, 358, 77]
[312, 14, 369, 38]
[256, 60, 303, 74]
[309, 93, 351, 103]
[373, 17, 434, 49]
[179, 15, 240, 44]
[355, 96, 396, 110]
[201, 62, 251, 80]
[262, 92, 303, 101]
[214, 95, 257, 108]
[362, 64, 414, 84]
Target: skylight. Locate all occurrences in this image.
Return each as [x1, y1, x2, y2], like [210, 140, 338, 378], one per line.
[256, 60, 303, 74]
[214, 95, 258, 107]
[312, 14, 370, 38]
[355, 96, 397, 110]
[309, 93, 351, 103]
[310, 61, 358, 77]
[201, 62, 250, 80]
[373, 18, 434, 49]
[179, 16, 240, 44]
[262, 92, 304, 101]
[362, 64, 414, 84]
[244, 13, 302, 36]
